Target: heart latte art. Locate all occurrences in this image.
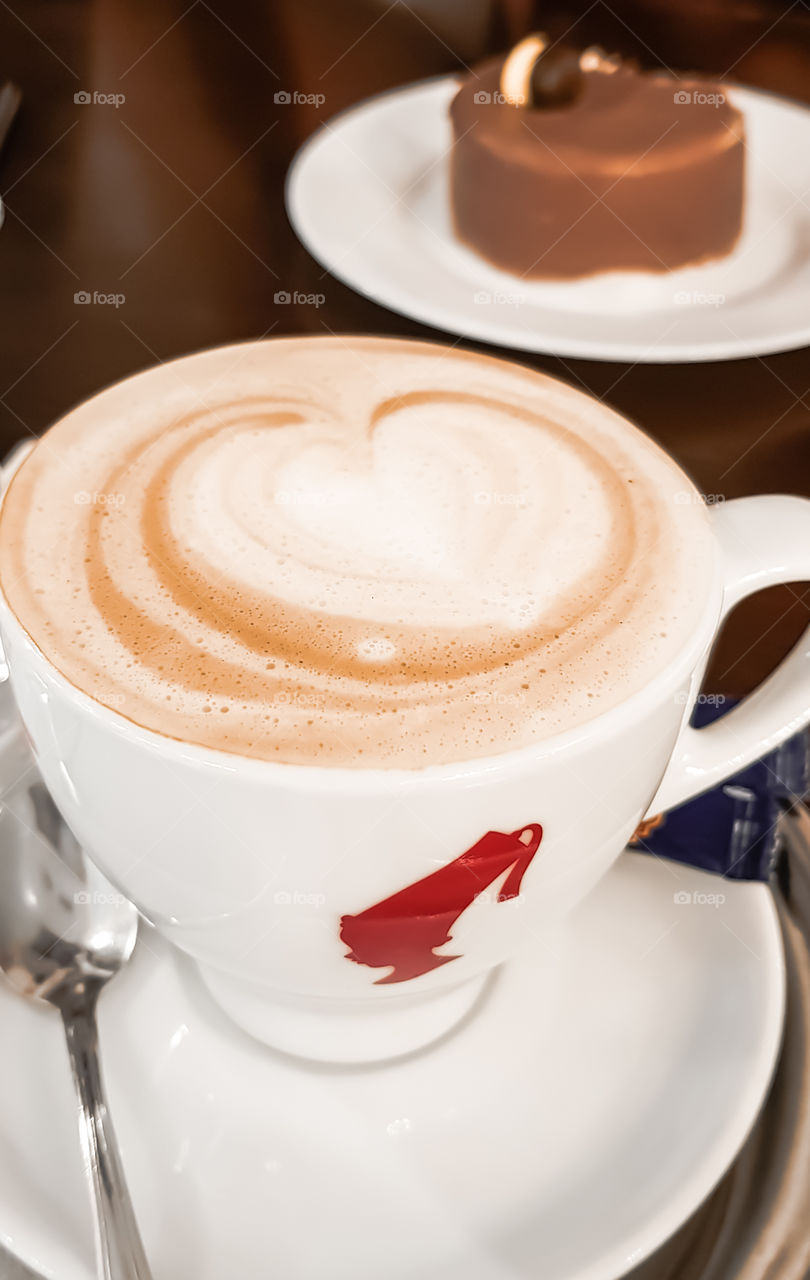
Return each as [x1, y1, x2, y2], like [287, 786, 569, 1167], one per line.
[0, 338, 714, 767]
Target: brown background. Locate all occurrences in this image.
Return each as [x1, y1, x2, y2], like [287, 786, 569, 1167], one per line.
[0, 0, 808, 696]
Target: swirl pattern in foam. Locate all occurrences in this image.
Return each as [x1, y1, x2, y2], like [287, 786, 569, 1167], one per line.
[0, 337, 715, 767]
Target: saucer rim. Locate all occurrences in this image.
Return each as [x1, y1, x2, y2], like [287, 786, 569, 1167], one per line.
[0, 854, 786, 1280]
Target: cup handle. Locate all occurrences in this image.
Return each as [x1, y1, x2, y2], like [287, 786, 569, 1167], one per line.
[648, 494, 810, 816]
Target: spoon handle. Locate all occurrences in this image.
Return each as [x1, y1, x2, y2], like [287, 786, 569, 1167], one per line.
[61, 999, 153, 1280]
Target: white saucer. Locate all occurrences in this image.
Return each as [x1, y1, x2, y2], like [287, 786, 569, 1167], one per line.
[0, 850, 783, 1280]
[287, 77, 810, 362]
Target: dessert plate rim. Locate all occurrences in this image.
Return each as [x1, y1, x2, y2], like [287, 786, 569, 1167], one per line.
[286, 75, 810, 362]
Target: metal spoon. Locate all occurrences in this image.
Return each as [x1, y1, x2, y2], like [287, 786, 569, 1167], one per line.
[0, 725, 153, 1279]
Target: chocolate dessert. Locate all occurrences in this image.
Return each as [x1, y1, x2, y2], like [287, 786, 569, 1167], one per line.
[448, 36, 745, 280]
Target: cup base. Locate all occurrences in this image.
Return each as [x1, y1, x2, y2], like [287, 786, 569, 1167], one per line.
[194, 964, 493, 1063]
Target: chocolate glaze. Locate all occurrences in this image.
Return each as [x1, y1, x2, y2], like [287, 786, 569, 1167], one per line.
[449, 58, 745, 280]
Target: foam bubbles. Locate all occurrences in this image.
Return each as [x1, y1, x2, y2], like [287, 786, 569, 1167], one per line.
[357, 638, 397, 662]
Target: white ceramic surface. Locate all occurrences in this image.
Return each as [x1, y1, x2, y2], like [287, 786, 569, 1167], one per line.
[0, 852, 784, 1280]
[2, 400, 810, 1060]
[286, 78, 810, 362]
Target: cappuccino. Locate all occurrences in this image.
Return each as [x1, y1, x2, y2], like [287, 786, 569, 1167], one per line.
[0, 337, 714, 767]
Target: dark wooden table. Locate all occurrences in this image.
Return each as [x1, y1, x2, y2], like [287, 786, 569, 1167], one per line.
[0, 0, 808, 700]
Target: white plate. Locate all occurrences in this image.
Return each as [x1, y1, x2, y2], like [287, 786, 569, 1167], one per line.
[287, 77, 810, 362]
[0, 850, 783, 1280]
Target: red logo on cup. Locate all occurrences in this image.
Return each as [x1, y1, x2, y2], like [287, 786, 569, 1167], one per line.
[339, 824, 542, 984]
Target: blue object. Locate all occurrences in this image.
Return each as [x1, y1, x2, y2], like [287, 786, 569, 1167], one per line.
[632, 699, 808, 882]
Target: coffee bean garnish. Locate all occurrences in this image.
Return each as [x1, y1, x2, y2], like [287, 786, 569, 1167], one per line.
[528, 45, 584, 109]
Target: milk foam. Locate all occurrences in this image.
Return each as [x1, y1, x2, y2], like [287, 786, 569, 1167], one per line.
[0, 337, 715, 767]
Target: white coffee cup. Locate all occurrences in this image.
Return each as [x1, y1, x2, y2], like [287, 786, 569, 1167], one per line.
[1, 439, 810, 1063]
